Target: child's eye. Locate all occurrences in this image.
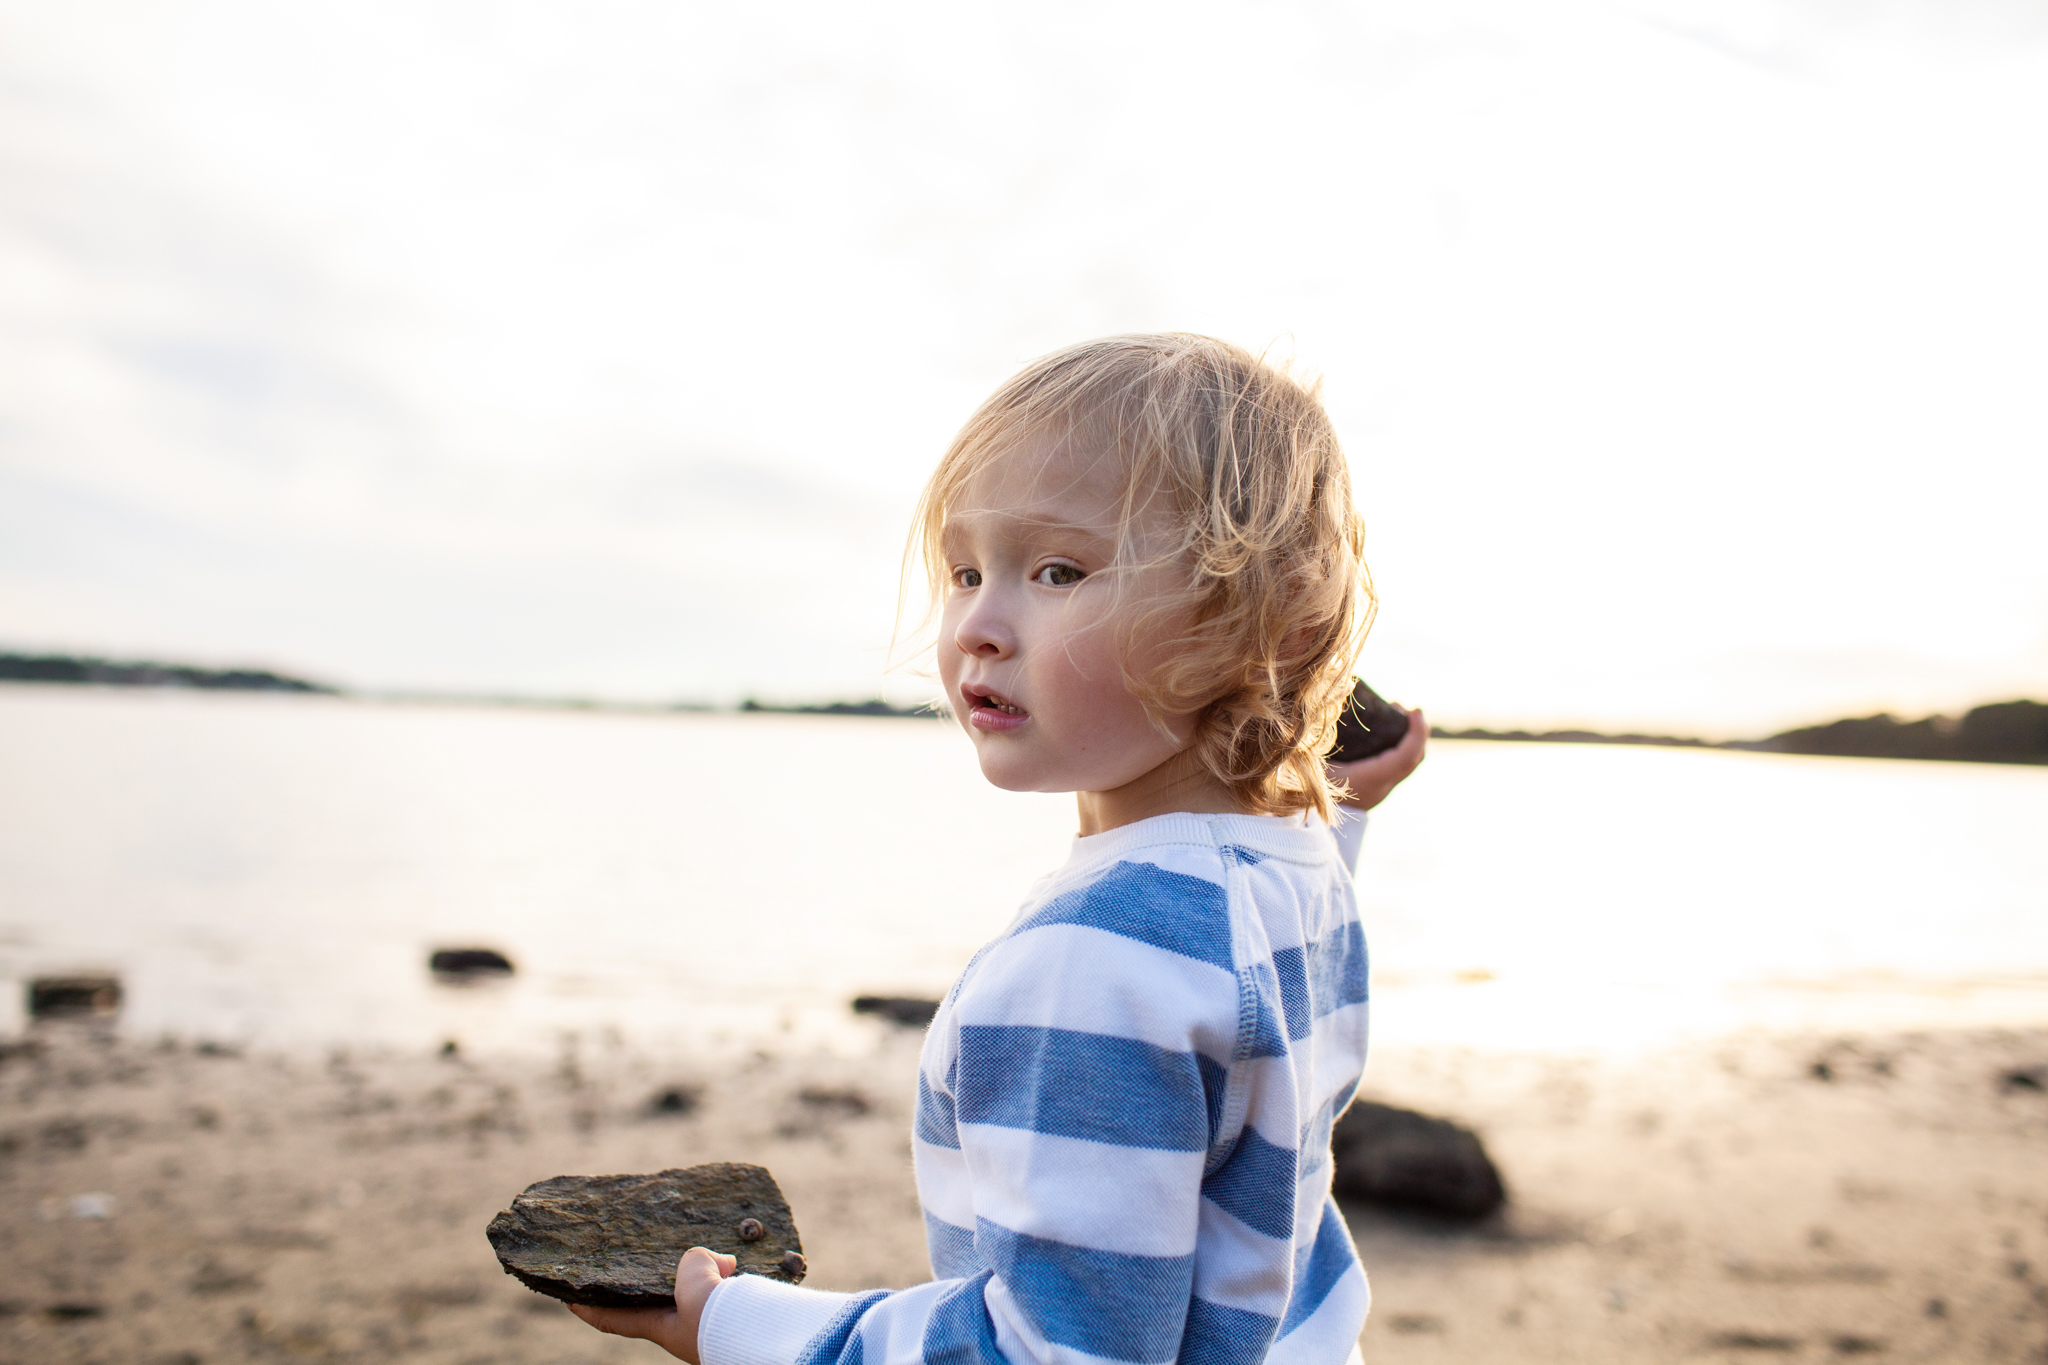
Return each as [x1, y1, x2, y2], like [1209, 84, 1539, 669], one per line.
[952, 567, 983, 589]
[1033, 563, 1087, 588]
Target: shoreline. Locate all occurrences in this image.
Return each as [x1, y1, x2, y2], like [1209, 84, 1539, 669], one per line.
[7, 1021, 2045, 1363]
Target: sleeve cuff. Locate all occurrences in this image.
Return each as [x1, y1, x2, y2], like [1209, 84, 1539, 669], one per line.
[698, 1272, 860, 1365]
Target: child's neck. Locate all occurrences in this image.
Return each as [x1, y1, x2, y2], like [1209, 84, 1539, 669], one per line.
[1074, 751, 1252, 837]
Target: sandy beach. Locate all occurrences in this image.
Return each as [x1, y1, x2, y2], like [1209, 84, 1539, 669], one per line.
[7, 1018, 2046, 1365]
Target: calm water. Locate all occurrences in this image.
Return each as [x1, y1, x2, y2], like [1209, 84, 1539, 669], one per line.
[3, 686, 2045, 1057]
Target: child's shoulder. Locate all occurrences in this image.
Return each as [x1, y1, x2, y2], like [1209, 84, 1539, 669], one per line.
[1050, 810, 1343, 887]
[1004, 812, 1345, 968]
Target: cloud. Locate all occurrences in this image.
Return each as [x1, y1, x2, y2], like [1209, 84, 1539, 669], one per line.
[1, 0, 2044, 726]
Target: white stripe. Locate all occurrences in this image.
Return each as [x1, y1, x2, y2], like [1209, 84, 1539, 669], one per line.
[1239, 1055, 1307, 1151]
[913, 1137, 975, 1230]
[960, 1124, 1206, 1258]
[955, 923, 1239, 1060]
[1307, 1004, 1371, 1111]
[854, 1279, 952, 1365]
[1192, 1195, 1293, 1318]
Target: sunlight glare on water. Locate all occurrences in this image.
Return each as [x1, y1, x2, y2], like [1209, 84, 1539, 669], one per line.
[1, 687, 2043, 1056]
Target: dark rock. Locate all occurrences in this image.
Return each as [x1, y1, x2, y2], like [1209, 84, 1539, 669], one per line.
[486, 1163, 805, 1308]
[28, 976, 121, 1019]
[796, 1086, 869, 1117]
[0, 1038, 45, 1067]
[1327, 679, 1410, 764]
[1329, 1100, 1506, 1220]
[1703, 1331, 1801, 1352]
[189, 1260, 261, 1295]
[649, 1085, 702, 1117]
[1999, 1066, 2046, 1094]
[45, 1304, 105, 1321]
[1831, 1336, 1887, 1355]
[429, 949, 515, 979]
[851, 996, 939, 1027]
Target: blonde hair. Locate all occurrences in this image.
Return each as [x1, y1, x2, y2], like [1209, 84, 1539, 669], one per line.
[906, 334, 1373, 820]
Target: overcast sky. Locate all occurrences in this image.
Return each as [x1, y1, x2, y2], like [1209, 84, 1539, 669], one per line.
[2, 0, 2044, 734]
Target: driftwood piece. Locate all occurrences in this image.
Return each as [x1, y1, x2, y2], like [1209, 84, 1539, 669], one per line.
[486, 1163, 805, 1308]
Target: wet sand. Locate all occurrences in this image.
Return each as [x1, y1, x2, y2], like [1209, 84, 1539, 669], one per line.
[5, 1021, 2046, 1364]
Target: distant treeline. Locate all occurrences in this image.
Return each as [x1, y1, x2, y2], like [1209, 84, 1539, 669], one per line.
[0, 652, 331, 694]
[6, 650, 2041, 764]
[1431, 727, 1712, 749]
[1436, 698, 2048, 766]
[1754, 699, 2048, 765]
[739, 697, 939, 720]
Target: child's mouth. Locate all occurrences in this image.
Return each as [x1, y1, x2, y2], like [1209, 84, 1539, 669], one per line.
[965, 688, 1029, 733]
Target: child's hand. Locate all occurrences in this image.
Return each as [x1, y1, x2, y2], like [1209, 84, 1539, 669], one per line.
[1327, 706, 1427, 811]
[567, 1247, 737, 1364]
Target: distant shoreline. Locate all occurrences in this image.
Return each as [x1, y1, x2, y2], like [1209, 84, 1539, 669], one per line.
[2, 650, 2042, 764]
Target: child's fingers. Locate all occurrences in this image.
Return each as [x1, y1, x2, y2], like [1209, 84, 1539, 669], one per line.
[675, 1246, 737, 1294]
[567, 1302, 676, 1341]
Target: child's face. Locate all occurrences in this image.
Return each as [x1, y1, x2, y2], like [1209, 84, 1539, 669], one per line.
[938, 437, 1191, 798]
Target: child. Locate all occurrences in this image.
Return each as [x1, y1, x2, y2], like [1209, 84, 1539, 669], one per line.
[576, 334, 1385, 1365]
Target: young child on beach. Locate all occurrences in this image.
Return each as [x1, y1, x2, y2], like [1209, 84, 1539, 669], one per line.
[574, 334, 1414, 1365]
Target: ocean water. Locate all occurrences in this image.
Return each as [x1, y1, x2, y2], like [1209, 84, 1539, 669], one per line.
[2, 685, 2044, 1057]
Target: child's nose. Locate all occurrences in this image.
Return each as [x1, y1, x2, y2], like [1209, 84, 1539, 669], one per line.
[952, 597, 1014, 659]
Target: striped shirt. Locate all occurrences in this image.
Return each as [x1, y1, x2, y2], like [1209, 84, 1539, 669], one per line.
[700, 811, 1371, 1365]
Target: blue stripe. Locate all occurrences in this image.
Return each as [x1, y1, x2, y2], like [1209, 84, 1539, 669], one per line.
[1242, 961, 1288, 1060]
[979, 1218, 1193, 1363]
[957, 1026, 1208, 1152]
[1279, 1203, 1356, 1336]
[1017, 860, 1234, 972]
[917, 1073, 960, 1149]
[1272, 946, 1311, 1041]
[1201, 1125, 1297, 1240]
[796, 1290, 889, 1365]
[1178, 1296, 1279, 1365]
[1197, 1052, 1227, 1146]
[1306, 920, 1369, 1016]
[923, 1271, 1005, 1365]
[1296, 1090, 1341, 1179]
[925, 1212, 980, 1280]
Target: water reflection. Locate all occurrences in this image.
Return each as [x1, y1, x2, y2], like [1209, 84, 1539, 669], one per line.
[1, 686, 2043, 1056]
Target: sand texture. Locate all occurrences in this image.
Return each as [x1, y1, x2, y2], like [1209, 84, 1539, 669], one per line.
[3, 1020, 2046, 1364]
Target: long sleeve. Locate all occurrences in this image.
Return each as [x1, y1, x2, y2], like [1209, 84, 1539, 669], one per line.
[705, 857, 1240, 1365]
[700, 815, 1369, 1365]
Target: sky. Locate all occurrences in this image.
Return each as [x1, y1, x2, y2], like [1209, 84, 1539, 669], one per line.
[1, 0, 2044, 735]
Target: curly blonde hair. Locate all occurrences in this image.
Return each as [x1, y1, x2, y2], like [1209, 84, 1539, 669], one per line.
[906, 334, 1372, 820]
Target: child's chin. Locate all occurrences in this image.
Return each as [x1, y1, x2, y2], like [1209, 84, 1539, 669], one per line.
[975, 755, 1062, 795]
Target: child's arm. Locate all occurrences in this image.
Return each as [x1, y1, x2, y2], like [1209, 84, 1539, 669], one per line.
[696, 902, 1247, 1365]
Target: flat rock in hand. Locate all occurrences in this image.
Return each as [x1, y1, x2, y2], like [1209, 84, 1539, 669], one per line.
[486, 1163, 805, 1308]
